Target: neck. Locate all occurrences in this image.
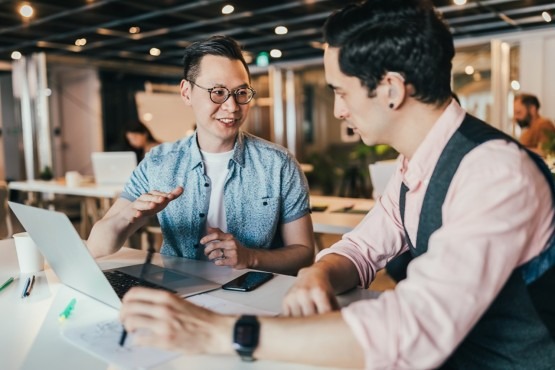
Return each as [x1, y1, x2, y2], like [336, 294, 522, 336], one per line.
[196, 132, 237, 153]
[388, 99, 451, 160]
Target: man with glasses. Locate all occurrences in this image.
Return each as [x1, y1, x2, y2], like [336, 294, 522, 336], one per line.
[88, 35, 314, 276]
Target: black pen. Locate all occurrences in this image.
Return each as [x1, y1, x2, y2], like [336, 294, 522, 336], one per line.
[21, 277, 31, 299]
[119, 246, 155, 347]
[25, 275, 36, 297]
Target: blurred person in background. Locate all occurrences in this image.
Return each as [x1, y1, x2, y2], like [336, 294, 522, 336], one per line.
[125, 121, 161, 162]
[514, 93, 555, 156]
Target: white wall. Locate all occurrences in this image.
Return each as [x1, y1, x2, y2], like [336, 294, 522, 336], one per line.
[48, 66, 103, 177]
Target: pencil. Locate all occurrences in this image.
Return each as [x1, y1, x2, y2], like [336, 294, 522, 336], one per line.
[21, 277, 31, 298]
[25, 275, 36, 296]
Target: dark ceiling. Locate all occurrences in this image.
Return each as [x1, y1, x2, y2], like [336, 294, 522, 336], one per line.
[0, 0, 553, 70]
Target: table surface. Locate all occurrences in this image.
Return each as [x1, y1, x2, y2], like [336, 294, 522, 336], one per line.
[9, 180, 124, 199]
[0, 238, 377, 370]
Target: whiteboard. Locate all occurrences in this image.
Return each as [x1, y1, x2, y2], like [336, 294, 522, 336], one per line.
[135, 91, 196, 142]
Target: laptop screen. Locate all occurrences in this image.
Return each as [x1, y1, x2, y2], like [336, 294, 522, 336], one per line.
[91, 152, 137, 186]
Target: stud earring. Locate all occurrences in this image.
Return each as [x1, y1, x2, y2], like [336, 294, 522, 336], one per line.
[389, 103, 394, 109]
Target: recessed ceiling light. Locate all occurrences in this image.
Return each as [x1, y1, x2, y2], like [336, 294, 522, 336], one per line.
[542, 12, 552, 23]
[143, 113, 153, 122]
[510, 80, 521, 90]
[149, 48, 161, 56]
[19, 4, 34, 18]
[129, 26, 141, 34]
[453, 0, 466, 5]
[270, 49, 282, 58]
[11, 51, 22, 60]
[222, 4, 234, 15]
[75, 38, 87, 46]
[275, 26, 288, 35]
[464, 65, 474, 75]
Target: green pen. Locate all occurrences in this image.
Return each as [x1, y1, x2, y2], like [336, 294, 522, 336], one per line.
[58, 298, 77, 322]
[0, 277, 14, 292]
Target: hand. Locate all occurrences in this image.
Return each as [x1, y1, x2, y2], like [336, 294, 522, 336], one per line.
[120, 287, 233, 354]
[201, 227, 253, 269]
[126, 187, 184, 223]
[282, 266, 339, 317]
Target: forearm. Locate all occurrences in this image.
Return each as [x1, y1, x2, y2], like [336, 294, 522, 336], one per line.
[212, 312, 363, 367]
[87, 212, 145, 257]
[310, 254, 360, 294]
[249, 244, 314, 276]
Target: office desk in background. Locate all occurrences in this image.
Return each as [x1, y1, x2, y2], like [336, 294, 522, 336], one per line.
[0, 239, 377, 370]
[8, 180, 123, 237]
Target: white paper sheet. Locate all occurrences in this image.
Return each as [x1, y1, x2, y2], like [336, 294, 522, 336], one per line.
[61, 318, 180, 369]
[187, 293, 279, 316]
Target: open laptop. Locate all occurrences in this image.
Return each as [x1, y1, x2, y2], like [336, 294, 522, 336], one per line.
[9, 202, 220, 309]
[91, 151, 137, 186]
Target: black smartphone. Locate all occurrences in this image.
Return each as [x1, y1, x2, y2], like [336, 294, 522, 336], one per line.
[222, 271, 274, 292]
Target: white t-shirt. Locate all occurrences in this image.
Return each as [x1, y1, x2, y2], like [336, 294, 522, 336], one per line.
[201, 149, 234, 233]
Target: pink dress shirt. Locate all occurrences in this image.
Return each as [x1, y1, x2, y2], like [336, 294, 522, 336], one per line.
[318, 101, 555, 369]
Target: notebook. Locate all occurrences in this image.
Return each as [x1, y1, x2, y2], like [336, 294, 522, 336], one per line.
[91, 151, 137, 186]
[8, 202, 220, 309]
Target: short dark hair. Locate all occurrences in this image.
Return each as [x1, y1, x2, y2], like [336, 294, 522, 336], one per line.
[515, 93, 540, 110]
[126, 121, 157, 142]
[323, 0, 454, 106]
[182, 35, 250, 82]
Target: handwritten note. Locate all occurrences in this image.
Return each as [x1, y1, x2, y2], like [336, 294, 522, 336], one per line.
[62, 319, 180, 369]
[187, 293, 278, 316]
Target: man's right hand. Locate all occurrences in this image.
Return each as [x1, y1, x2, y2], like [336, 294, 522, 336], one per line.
[282, 265, 340, 317]
[126, 186, 184, 223]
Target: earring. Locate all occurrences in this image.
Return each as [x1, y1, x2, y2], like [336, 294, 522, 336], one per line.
[389, 103, 394, 109]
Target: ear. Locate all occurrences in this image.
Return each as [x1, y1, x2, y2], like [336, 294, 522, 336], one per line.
[180, 79, 192, 106]
[384, 72, 407, 110]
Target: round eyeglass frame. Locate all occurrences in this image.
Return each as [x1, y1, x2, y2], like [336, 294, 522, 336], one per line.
[188, 80, 256, 105]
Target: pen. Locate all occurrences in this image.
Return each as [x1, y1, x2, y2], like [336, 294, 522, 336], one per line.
[119, 246, 155, 347]
[21, 277, 31, 298]
[25, 275, 36, 297]
[0, 277, 14, 292]
[58, 298, 77, 322]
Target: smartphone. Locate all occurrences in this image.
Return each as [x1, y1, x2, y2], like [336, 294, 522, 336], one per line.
[222, 271, 274, 292]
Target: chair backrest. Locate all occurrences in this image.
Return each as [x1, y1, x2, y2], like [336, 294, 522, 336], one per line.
[0, 181, 11, 239]
[369, 160, 397, 199]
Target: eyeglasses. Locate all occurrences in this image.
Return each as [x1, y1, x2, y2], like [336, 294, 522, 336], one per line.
[188, 80, 256, 105]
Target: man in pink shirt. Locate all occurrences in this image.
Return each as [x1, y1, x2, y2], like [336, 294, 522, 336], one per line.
[119, 0, 555, 368]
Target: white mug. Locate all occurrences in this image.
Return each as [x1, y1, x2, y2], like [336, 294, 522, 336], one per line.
[65, 171, 82, 187]
[13, 232, 45, 273]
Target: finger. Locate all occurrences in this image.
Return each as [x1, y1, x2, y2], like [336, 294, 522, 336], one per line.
[169, 186, 184, 198]
[123, 287, 178, 305]
[200, 231, 223, 245]
[202, 240, 222, 255]
[311, 290, 337, 314]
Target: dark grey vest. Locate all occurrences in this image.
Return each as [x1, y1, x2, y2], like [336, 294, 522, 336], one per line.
[399, 114, 555, 369]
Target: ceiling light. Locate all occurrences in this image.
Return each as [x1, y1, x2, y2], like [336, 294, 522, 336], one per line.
[11, 51, 22, 60]
[542, 12, 552, 23]
[142, 113, 153, 122]
[222, 5, 234, 15]
[19, 4, 34, 17]
[149, 48, 161, 56]
[75, 38, 87, 46]
[129, 26, 141, 34]
[453, 0, 466, 5]
[270, 49, 282, 58]
[275, 26, 288, 35]
[511, 80, 521, 91]
[464, 65, 474, 75]
[243, 52, 253, 64]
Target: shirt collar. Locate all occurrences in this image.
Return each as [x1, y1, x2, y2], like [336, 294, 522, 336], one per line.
[188, 131, 247, 171]
[400, 100, 466, 191]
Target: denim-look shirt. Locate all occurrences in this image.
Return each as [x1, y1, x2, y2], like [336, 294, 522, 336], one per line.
[120, 131, 310, 260]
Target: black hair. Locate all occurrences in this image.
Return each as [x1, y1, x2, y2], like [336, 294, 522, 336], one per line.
[323, 0, 454, 106]
[515, 93, 540, 110]
[182, 35, 250, 82]
[126, 121, 157, 143]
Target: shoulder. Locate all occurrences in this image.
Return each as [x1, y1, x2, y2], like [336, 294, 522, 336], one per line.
[146, 136, 194, 162]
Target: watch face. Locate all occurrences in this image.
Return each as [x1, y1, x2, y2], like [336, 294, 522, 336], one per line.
[234, 322, 258, 347]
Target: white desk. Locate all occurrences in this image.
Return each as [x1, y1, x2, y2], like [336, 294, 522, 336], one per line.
[0, 239, 377, 370]
[310, 195, 374, 235]
[8, 180, 124, 237]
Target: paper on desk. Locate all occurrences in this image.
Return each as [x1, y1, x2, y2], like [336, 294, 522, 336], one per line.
[187, 293, 279, 316]
[61, 318, 180, 369]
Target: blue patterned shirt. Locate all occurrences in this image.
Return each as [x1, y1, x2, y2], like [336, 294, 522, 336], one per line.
[120, 131, 310, 260]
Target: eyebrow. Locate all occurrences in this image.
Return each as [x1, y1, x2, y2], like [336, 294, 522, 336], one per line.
[211, 82, 250, 89]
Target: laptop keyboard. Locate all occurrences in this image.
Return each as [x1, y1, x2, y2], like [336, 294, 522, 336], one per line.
[104, 270, 176, 299]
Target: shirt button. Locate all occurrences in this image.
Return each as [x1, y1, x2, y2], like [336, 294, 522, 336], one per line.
[204, 183, 209, 187]
[199, 213, 205, 218]
[263, 201, 268, 206]
[194, 243, 199, 248]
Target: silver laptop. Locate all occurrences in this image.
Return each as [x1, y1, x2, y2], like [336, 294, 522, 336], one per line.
[91, 151, 137, 185]
[9, 202, 220, 309]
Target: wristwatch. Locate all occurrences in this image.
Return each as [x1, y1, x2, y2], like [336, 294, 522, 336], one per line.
[233, 315, 260, 361]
